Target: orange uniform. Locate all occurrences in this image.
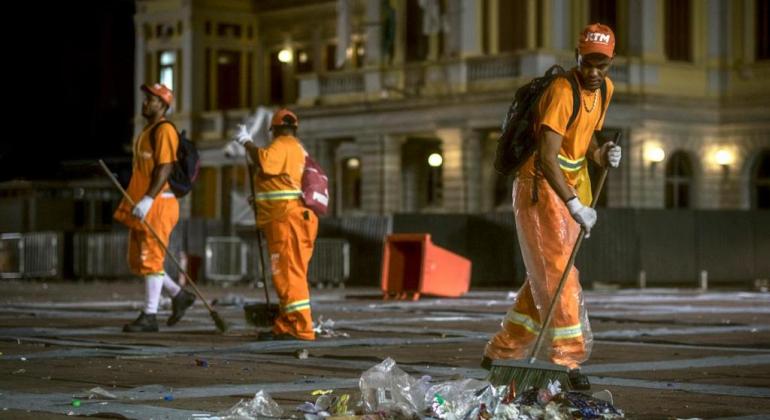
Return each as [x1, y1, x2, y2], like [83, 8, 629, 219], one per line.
[255, 135, 318, 340]
[485, 72, 613, 368]
[114, 120, 179, 276]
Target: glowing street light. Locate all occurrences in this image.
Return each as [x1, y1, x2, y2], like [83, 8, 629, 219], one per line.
[428, 153, 443, 167]
[714, 149, 734, 166]
[278, 49, 292, 63]
[645, 146, 665, 163]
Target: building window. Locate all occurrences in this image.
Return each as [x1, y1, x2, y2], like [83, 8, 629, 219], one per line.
[296, 48, 313, 74]
[752, 150, 770, 209]
[401, 139, 442, 211]
[341, 157, 362, 211]
[159, 51, 175, 91]
[405, 0, 428, 62]
[664, 0, 691, 62]
[269, 50, 286, 105]
[498, 1, 528, 53]
[589, 0, 625, 56]
[217, 51, 241, 110]
[665, 150, 693, 209]
[758, 0, 770, 60]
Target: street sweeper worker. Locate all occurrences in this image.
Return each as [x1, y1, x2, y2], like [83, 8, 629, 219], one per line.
[482, 23, 622, 389]
[235, 108, 318, 341]
[113, 83, 196, 333]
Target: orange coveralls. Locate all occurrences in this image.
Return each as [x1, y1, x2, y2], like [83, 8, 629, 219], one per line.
[114, 120, 179, 276]
[485, 74, 614, 368]
[254, 135, 318, 340]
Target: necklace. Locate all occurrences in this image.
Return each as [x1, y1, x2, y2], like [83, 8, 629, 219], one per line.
[583, 89, 599, 113]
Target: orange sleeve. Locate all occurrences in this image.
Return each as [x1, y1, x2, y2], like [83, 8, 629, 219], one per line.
[595, 78, 614, 131]
[153, 124, 178, 165]
[537, 78, 574, 137]
[258, 140, 288, 176]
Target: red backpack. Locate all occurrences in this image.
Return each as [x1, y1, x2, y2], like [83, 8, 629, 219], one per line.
[301, 155, 329, 216]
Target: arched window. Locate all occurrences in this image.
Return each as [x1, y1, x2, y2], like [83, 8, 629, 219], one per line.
[752, 150, 770, 209]
[665, 151, 693, 208]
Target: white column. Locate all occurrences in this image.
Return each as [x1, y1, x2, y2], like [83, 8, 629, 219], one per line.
[436, 128, 465, 212]
[357, 134, 401, 214]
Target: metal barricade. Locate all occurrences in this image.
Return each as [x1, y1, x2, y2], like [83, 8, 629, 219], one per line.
[73, 232, 132, 278]
[0, 232, 62, 279]
[244, 237, 350, 288]
[205, 236, 247, 282]
[308, 238, 350, 287]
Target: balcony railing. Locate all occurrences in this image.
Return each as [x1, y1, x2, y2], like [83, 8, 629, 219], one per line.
[319, 71, 365, 95]
[467, 54, 520, 81]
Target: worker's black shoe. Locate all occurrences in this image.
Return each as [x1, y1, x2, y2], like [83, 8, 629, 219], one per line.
[568, 368, 591, 390]
[167, 289, 196, 326]
[257, 331, 304, 341]
[123, 312, 159, 333]
[481, 356, 493, 370]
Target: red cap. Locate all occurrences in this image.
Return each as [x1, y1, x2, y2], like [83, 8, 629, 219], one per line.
[271, 108, 298, 128]
[141, 83, 174, 107]
[578, 23, 615, 58]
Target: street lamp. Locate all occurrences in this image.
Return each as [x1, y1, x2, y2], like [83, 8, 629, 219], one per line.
[278, 49, 292, 63]
[428, 153, 443, 167]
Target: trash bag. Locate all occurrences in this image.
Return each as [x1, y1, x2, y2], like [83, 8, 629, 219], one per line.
[216, 390, 283, 419]
[358, 357, 426, 416]
[426, 378, 499, 419]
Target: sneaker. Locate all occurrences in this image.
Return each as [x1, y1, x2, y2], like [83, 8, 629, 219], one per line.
[123, 312, 159, 333]
[568, 368, 591, 390]
[167, 289, 196, 326]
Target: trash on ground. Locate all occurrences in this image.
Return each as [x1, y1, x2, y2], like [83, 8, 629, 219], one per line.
[355, 358, 623, 419]
[12, 369, 25, 374]
[312, 389, 334, 396]
[216, 390, 283, 420]
[359, 357, 430, 416]
[298, 392, 353, 420]
[71, 399, 81, 407]
[314, 316, 350, 338]
[295, 349, 310, 359]
[86, 387, 117, 400]
[195, 358, 209, 367]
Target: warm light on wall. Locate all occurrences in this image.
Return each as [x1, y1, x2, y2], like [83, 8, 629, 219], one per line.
[645, 146, 666, 163]
[278, 49, 292, 63]
[714, 149, 735, 166]
[428, 153, 443, 167]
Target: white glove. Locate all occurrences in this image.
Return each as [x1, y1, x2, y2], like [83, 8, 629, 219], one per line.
[235, 124, 253, 145]
[566, 197, 597, 238]
[606, 143, 622, 168]
[223, 140, 244, 158]
[132, 196, 154, 221]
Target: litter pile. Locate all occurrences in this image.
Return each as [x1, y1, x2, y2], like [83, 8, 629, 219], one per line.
[215, 358, 624, 419]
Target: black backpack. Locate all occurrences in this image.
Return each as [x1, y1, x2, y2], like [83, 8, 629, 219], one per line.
[494, 65, 607, 176]
[149, 121, 200, 197]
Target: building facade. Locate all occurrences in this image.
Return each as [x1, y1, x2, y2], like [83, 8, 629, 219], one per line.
[133, 0, 770, 226]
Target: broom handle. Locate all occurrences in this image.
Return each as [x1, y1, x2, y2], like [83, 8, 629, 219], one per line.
[244, 154, 272, 307]
[527, 132, 619, 362]
[98, 159, 216, 314]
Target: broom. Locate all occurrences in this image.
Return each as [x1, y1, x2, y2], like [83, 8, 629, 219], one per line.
[487, 132, 620, 390]
[98, 159, 230, 333]
[243, 152, 280, 327]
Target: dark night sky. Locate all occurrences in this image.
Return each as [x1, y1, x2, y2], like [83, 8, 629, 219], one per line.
[1, 0, 136, 182]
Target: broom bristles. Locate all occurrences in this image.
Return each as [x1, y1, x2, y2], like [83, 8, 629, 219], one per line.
[487, 359, 571, 391]
[210, 310, 230, 333]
